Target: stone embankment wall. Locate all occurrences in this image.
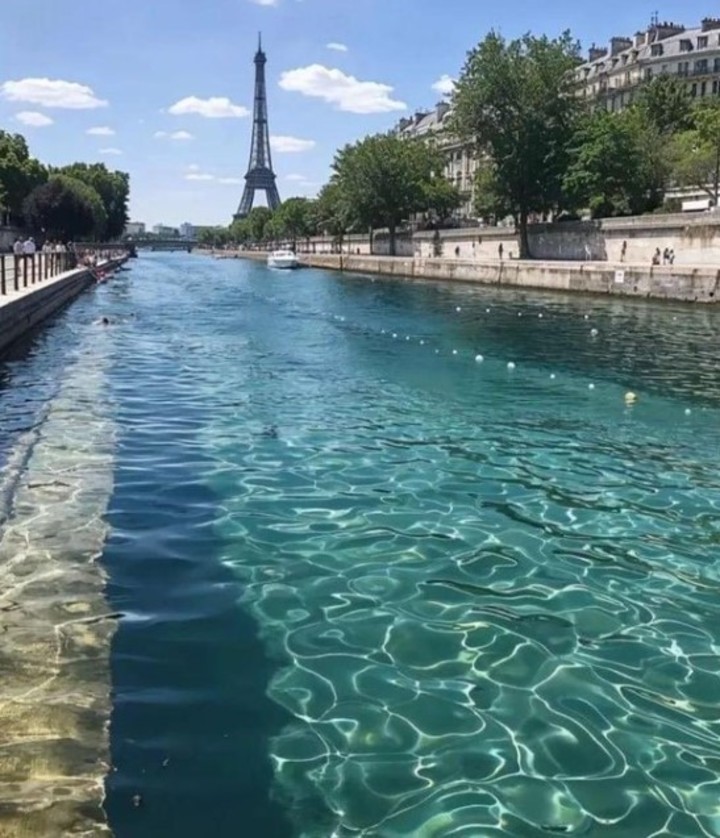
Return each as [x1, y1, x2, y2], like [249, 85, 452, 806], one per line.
[300, 253, 720, 304]
[298, 213, 720, 267]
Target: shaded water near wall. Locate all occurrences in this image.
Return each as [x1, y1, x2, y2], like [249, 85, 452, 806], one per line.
[2, 253, 720, 836]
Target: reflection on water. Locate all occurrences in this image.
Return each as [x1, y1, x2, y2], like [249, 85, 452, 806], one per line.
[3, 253, 720, 836]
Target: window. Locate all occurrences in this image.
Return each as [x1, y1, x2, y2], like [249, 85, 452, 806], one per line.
[698, 36, 708, 49]
[701, 81, 707, 96]
[696, 59, 709, 74]
[691, 83, 698, 97]
[714, 57, 720, 72]
[651, 43, 664, 57]
[679, 40, 693, 52]
[678, 61, 690, 77]
[645, 68, 653, 81]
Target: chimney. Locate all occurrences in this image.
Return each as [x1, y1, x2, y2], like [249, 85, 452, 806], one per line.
[650, 21, 685, 41]
[414, 111, 427, 124]
[702, 17, 720, 32]
[634, 31, 647, 47]
[610, 36, 633, 55]
[435, 101, 450, 121]
[589, 44, 607, 62]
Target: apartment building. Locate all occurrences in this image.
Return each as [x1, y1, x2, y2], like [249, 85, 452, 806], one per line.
[575, 17, 720, 111]
[394, 102, 478, 219]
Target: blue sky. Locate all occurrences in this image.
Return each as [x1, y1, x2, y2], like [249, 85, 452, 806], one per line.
[0, 0, 712, 228]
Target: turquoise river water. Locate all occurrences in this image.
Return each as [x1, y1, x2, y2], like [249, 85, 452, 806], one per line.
[1, 252, 720, 837]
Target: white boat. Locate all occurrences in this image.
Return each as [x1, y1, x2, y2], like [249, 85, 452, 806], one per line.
[267, 249, 300, 269]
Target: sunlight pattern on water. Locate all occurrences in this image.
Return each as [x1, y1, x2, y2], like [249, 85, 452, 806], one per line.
[5, 254, 720, 837]
[195, 261, 720, 836]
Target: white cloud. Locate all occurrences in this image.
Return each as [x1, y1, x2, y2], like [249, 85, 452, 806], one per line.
[15, 111, 53, 127]
[99, 147, 123, 155]
[87, 126, 115, 136]
[187, 163, 201, 171]
[326, 42, 348, 52]
[168, 96, 249, 119]
[185, 173, 215, 181]
[431, 74, 456, 96]
[270, 135, 316, 153]
[279, 65, 406, 114]
[285, 173, 308, 182]
[217, 177, 244, 185]
[249, 0, 278, 4]
[155, 130, 194, 140]
[1, 78, 107, 109]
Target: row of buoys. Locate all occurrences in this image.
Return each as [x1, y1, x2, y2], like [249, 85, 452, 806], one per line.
[368, 317, 695, 415]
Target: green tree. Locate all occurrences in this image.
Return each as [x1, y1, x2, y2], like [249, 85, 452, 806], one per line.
[451, 31, 581, 257]
[197, 226, 231, 247]
[273, 197, 313, 248]
[315, 181, 354, 252]
[23, 175, 106, 240]
[229, 217, 250, 245]
[564, 108, 666, 218]
[472, 159, 515, 223]
[670, 101, 720, 206]
[55, 162, 130, 239]
[332, 134, 452, 255]
[245, 206, 273, 243]
[423, 171, 462, 222]
[0, 131, 47, 225]
[636, 75, 693, 135]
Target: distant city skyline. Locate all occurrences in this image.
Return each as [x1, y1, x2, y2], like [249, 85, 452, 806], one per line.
[0, 0, 712, 227]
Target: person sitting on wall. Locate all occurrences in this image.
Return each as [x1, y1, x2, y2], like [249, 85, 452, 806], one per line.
[652, 248, 661, 266]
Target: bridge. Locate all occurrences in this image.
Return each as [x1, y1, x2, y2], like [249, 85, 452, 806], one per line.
[76, 240, 196, 254]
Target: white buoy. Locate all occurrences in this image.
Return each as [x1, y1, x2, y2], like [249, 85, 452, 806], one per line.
[685, 408, 692, 416]
[507, 361, 516, 370]
[590, 328, 599, 337]
[550, 373, 556, 380]
[392, 333, 397, 339]
[452, 349, 458, 355]
[381, 329, 386, 334]
[588, 383, 595, 390]
[420, 340, 425, 345]
[624, 391, 637, 405]
[517, 312, 523, 317]
[584, 314, 589, 320]
[405, 336, 410, 341]
[538, 313, 543, 318]
[475, 354, 484, 363]
[435, 349, 440, 354]
[456, 306, 462, 312]
[486, 308, 491, 314]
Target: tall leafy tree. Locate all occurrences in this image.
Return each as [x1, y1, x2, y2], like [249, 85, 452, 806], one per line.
[23, 175, 106, 240]
[0, 131, 47, 225]
[246, 206, 273, 243]
[451, 31, 581, 257]
[670, 100, 720, 206]
[331, 134, 450, 255]
[564, 108, 666, 217]
[55, 162, 130, 239]
[315, 181, 354, 252]
[636, 75, 693, 135]
[273, 197, 314, 248]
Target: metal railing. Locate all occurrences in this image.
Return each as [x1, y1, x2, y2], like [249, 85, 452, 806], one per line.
[0, 252, 76, 297]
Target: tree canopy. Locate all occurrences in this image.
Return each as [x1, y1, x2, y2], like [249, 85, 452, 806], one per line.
[23, 175, 107, 240]
[564, 108, 666, 218]
[330, 133, 458, 254]
[669, 100, 720, 206]
[636, 75, 694, 136]
[55, 162, 130, 239]
[0, 131, 47, 225]
[451, 31, 582, 256]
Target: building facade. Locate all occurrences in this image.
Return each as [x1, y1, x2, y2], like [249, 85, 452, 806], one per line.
[575, 17, 720, 111]
[124, 221, 146, 237]
[394, 102, 478, 220]
[178, 223, 197, 240]
[151, 224, 179, 237]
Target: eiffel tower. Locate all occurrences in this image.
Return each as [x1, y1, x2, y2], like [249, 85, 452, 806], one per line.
[234, 34, 281, 220]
